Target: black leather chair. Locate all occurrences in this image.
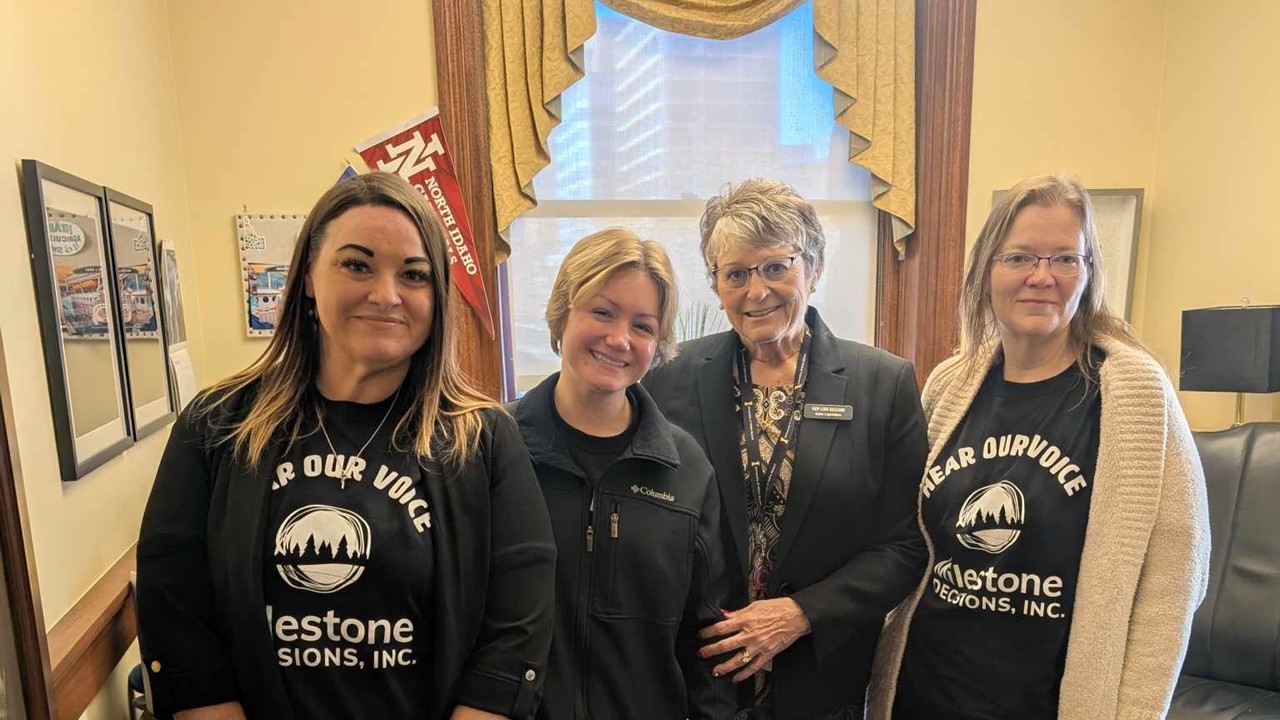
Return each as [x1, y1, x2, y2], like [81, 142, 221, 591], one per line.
[1170, 422, 1280, 719]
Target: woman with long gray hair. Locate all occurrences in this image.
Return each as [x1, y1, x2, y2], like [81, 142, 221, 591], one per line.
[869, 173, 1210, 720]
[137, 172, 555, 720]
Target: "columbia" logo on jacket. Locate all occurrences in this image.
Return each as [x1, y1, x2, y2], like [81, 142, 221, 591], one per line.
[630, 485, 675, 502]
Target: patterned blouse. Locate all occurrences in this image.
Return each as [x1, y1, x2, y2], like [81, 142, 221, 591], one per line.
[734, 382, 798, 719]
[737, 383, 799, 605]
[732, 381, 861, 720]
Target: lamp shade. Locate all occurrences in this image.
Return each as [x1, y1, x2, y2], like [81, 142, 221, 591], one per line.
[1180, 305, 1280, 393]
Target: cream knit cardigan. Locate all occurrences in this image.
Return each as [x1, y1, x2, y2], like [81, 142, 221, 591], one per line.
[867, 337, 1211, 720]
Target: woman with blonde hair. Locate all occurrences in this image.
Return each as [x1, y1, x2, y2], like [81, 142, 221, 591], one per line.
[509, 228, 734, 719]
[870, 173, 1210, 720]
[137, 172, 556, 720]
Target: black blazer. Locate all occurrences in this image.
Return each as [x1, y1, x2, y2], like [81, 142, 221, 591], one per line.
[136, 386, 556, 720]
[642, 307, 927, 719]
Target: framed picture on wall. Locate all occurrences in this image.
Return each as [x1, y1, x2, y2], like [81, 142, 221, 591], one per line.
[158, 239, 187, 347]
[992, 187, 1144, 321]
[157, 239, 200, 410]
[20, 160, 134, 481]
[1087, 189, 1144, 321]
[105, 189, 177, 440]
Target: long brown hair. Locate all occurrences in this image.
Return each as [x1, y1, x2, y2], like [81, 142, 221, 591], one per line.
[958, 173, 1147, 379]
[198, 172, 496, 468]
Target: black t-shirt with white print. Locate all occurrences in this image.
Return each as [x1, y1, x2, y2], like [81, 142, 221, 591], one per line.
[263, 389, 435, 720]
[895, 358, 1100, 720]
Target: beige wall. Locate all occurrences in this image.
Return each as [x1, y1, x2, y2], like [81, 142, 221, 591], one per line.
[968, 0, 1280, 429]
[166, 0, 439, 383]
[1142, 0, 1280, 427]
[966, 0, 1167, 265]
[0, 0, 203, 716]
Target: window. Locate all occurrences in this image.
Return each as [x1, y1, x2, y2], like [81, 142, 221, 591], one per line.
[504, 2, 877, 392]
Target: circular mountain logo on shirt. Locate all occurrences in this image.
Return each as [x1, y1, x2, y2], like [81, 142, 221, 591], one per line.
[955, 479, 1025, 554]
[274, 504, 371, 593]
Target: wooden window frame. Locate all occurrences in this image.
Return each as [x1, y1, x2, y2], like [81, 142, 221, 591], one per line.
[876, 0, 977, 384]
[431, 1, 505, 399]
[434, 0, 976, 396]
[0, 393, 51, 720]
[0, 386, 143, 720]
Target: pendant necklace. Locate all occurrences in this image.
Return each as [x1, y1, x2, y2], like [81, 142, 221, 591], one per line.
[317, 386, 401, 490]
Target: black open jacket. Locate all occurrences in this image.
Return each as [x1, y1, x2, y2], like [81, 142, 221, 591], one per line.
[510, 375, 735, 720]
[136, 385, 556, 720]
[642, 307, 929, 719]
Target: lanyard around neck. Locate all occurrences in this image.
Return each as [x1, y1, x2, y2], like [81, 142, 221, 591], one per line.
[735, 328, 812, 517]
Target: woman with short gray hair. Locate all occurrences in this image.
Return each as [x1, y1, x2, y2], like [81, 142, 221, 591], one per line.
[644, 178, 928, 719]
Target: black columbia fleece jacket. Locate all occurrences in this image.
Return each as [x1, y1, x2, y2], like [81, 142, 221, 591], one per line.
[510, 375, 735, 720]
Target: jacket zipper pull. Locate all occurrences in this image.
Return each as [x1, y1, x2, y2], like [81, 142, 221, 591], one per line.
[586, 489, 599, 550]
[610, 504, 619, 539]
[586, 491, 597, 552]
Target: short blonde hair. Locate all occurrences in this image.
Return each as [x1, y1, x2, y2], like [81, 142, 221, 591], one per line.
[699, 177, 825, 287]
[545, 228, 680, 365]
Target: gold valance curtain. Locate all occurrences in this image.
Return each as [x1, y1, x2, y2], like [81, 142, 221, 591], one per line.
[482, 0, 917, 259]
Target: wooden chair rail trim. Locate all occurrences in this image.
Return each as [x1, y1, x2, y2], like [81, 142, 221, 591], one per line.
[46, 544, 137, 720]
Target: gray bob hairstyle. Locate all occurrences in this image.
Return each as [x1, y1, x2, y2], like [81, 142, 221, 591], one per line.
[698, 177, 825, 288]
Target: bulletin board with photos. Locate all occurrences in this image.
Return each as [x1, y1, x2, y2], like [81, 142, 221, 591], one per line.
[236, 213, 306, 337]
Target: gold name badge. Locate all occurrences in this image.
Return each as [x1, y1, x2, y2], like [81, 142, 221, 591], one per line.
[803, 403, 853, 421]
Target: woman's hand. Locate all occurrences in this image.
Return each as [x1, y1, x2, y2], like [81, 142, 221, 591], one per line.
[174, 702, 248, 720]
[449, 705, 507, 720]
[697, 597, 812, 683]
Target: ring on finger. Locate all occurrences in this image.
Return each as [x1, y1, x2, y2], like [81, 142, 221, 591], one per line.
[740, 649, 752, 665]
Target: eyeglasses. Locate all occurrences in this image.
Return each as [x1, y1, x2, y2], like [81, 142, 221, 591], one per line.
[712, 255, 802, 289]
[992, 252, 1090, 278]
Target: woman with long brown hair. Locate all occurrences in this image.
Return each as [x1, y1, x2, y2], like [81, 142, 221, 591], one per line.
[137, 172, 555, 720]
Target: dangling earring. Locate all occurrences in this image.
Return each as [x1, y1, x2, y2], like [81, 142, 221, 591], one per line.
[307, 303, 319, 336]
